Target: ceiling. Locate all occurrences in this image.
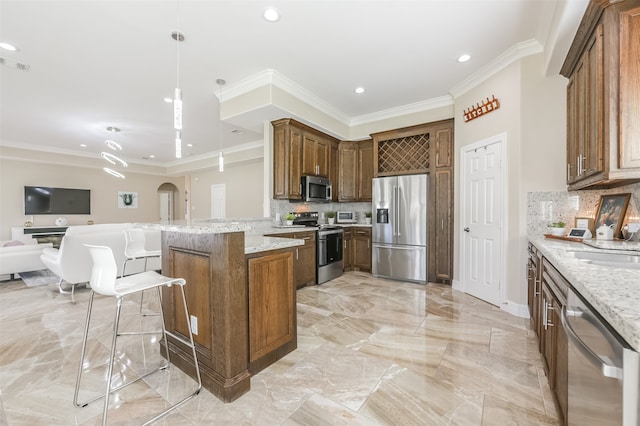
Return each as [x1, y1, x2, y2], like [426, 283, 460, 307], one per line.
[0, 1, 588, 166]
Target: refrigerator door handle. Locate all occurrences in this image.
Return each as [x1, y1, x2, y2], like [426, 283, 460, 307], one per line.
[373, 244, 422, 251]
[397, 187, 401, 238]
[393, 185, 398, 236]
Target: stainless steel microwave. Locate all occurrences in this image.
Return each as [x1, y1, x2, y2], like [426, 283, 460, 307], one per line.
[336, 211, 357, 223]
[301, 175, 332, 203]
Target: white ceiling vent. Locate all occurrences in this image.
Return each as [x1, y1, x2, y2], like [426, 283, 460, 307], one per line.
[0, 57, 30, 72]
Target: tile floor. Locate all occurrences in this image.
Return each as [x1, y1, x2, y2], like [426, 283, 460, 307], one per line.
[0, 271, 560, 425]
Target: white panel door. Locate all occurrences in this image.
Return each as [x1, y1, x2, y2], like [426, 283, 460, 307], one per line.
[461, 138, 504, 306]
[159, 192, 172, 221]
[211, 184, 226, 219]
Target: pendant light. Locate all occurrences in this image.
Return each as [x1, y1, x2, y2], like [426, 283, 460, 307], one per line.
[172, 1, 184, 159]
[102, 126, 126, 179]
[217, 78, 225, 172]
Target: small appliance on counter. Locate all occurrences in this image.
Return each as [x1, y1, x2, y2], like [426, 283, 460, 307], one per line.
[596, 224, 614, 240]
[336, 211, 356, 224]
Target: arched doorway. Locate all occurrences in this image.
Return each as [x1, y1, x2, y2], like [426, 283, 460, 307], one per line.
[157, 182, 179, 222]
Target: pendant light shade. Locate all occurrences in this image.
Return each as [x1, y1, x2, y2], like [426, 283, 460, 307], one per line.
[217, 78, 225, 172]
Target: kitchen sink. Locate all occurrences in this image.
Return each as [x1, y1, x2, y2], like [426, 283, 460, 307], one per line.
[568, 250, 640, 270]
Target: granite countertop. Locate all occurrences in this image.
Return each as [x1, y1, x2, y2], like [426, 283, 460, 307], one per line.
[245, 235, 304, 254]
[529, 235, 640, 351]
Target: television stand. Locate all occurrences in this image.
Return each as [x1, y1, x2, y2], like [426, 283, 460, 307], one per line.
[12, 226, 68, 248]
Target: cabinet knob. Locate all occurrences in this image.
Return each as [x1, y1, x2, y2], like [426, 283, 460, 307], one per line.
[463, 227, 470, 232]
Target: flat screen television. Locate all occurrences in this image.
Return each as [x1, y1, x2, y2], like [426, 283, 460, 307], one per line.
[24, 186, 91, 215]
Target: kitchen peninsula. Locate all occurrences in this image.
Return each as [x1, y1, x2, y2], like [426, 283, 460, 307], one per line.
[142, 220, 304, 402]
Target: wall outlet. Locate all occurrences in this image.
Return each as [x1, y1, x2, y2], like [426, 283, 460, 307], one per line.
[627, 223, 640, 233]
[190, 315, 198, 335]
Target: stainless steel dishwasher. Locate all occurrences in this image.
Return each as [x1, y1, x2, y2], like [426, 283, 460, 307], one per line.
[561, 287, 640, 425]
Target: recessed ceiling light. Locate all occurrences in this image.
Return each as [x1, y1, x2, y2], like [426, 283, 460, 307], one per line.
[354, 87, 365, 94]
[0, 42, 17, 52]
[187, 143, 193, 147]
[457, 54, 471, 63]
[106, 126, 120, 133]
[80, 144, 87, 148]
[263, 7, 280, 22]
[164, 97, 173, 103]
[149, 154, 155, 158]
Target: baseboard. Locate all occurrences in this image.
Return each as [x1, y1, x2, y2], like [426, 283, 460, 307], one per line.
[452, 279, 462, 291]
[501, 300, 530, 318]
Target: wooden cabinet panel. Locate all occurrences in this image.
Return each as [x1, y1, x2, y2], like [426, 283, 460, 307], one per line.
[302, 134, 329, 177]
[434, 169, 452, 281]
[273, 124, 288, 199]
[352, 227, 371, 272]
[527, 243, 542, 340]
[358, 140, 374, 201]
[248, 251, 295, 362]
[289, 128, 303, 199]
[329, 140, 339, 202]
[434, 126, 453, 168]
[338, 143, 358, 202]
[294, 231, 316, 288]
[343, 229, 353, 271]
[620, 7, 640, 168]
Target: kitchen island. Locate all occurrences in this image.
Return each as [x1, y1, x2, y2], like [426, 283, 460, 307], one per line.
[142, 221, 304, 402]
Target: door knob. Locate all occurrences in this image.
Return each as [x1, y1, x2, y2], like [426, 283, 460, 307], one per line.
[464, 227, 470, 232]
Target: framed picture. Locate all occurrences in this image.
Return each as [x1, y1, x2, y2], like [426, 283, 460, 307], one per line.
[594, 193, 631, 238]
[118, 191, 138, 209]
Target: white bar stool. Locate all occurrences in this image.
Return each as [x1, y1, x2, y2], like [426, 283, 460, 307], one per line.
[74, 244, 201, 426]
[122, 228, 162, 315]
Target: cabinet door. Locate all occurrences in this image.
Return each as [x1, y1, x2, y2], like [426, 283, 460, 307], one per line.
[434, 169, 452, 281]
[302, 133, 319, 176]
[582, 25, 604, 179]
[357, 140, 373, 201]
[353, 228, 371, 271]
[619, 7, 640, 169]
[288, 128, 303, 199]
[338, 143, 358, 202]
[248, 251, 294, 362]
[434, 126, 453, 168]
[329, 141, 339, 202]
[273, 124, 288, 199]
[566, 75, 578, 184]
[316, 138, 330, 177]
[343, 230, 353, 271]
[541, 283, 557, 381]
[294, 232, 316, 288]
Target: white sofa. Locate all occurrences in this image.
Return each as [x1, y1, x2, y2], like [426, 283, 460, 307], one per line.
[0, 237, 53, 281]
[40, 223, 161, 297]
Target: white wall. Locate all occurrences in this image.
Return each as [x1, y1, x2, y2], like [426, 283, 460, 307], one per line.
[0, 157, 185, 240]
[188, 158, 264, 220]
[454, 52, 568, 307]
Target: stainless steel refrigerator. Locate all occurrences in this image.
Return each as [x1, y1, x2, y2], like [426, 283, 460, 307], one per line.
[372, 174, 427, 283]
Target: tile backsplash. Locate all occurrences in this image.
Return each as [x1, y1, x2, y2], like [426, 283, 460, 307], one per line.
[528, 182, 640, 238]
[270, 199, 372, 225]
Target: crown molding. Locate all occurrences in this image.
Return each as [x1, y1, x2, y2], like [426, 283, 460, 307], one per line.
[349, 95, 454, 127]
[449, 39, 543, 99]
[220, 69, 351, 124]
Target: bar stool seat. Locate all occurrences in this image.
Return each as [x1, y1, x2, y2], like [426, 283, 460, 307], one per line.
[74, 244, 201, 426]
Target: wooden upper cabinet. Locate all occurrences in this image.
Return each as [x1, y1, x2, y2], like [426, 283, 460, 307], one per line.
[272, 118, 338, 200]
[434, 125, 453, 169]
[561, 0, 640, 189]
[302, 134, 329, 177]
[338, 142, 358, 202]
[329, 140, 339, 202]
[338, 139, 373, 202]
[357, 140, 374, 201]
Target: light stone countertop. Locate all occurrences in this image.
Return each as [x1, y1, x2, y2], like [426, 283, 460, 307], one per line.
[529, 235, 640, 351]
[244, 235, 304, 254]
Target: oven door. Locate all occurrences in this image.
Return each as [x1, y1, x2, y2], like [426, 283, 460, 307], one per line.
[318, 229, 343, 267]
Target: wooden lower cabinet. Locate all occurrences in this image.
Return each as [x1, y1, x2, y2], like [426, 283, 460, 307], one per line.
[343, 228, 353, 270]
[246, 249, 296, 374]
[527, 243, 542, 340]
[539, 256, 569, 426]
[342, 227, 371, 272]
[352, 227, 371, 272]
[266, 231, 316, 289]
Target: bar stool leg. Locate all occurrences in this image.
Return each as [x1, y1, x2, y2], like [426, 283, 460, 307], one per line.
[74, 290, 95, 407]
[102, 297, 124, 426]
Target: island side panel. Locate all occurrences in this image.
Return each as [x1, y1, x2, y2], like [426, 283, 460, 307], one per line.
[161, 230, 250, 402]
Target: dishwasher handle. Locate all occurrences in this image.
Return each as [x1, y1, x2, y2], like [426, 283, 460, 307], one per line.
[561, 305, 623, 380]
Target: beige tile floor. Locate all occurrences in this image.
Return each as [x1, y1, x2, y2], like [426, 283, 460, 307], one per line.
[0, 271, 560, 425]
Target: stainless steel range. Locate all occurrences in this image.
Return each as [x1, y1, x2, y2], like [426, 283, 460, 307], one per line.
[292, 212, 344, 284]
